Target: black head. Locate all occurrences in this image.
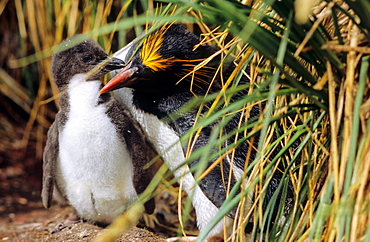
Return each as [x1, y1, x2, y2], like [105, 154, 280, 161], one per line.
[100, 24, 219, 94]
[51, 36, 125, 90]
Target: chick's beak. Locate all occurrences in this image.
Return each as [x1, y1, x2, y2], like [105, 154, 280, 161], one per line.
[99, 63, 139, 94]
[99, 57, 126, 71]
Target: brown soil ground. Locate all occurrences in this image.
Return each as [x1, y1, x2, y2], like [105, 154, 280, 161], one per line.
[0, 205, 165, 241]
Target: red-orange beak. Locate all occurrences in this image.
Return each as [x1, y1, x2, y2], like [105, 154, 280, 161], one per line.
[99, 64, 139, 94]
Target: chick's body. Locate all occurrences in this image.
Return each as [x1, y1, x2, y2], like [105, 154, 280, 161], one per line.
[43, 37, 157, 224]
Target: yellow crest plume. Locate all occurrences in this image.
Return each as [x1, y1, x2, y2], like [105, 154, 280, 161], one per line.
[139, 23, 216, 90]
[140, 25, 175, 72]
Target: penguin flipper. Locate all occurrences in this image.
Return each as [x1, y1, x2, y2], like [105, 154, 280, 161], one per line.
[42, 119, 59, 208]
[125, 120, 159, 214]
[108, 101, 159, 215]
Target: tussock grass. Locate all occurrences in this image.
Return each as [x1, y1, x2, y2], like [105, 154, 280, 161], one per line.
[2, 0, 369, 241]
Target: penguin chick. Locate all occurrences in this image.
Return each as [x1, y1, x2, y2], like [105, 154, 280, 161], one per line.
[42, 36, 158, 225]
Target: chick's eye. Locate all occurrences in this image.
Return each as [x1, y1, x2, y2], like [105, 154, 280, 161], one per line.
[82, 55, 93, 63]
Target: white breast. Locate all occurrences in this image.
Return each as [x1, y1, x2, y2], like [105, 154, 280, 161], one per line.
[57, 74, 136, 223]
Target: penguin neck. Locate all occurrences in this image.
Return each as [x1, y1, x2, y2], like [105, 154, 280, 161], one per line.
[131, 87, 197, 120]
[131, 76, 222, 120]
[62, 74, 109, 111]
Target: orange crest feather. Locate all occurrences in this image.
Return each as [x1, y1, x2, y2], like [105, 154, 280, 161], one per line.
[140, 24, 216, 89]
[140, 25, 175, 72]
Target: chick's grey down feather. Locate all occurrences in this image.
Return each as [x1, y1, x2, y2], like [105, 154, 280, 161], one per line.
[42, 37, 158, 222]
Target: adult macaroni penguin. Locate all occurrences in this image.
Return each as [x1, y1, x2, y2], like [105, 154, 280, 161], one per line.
[100, 24, 291, 239]
[42, 36, 158, 226]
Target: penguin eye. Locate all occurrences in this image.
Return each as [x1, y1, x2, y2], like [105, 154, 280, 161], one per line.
[82, 55, 93, 63]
